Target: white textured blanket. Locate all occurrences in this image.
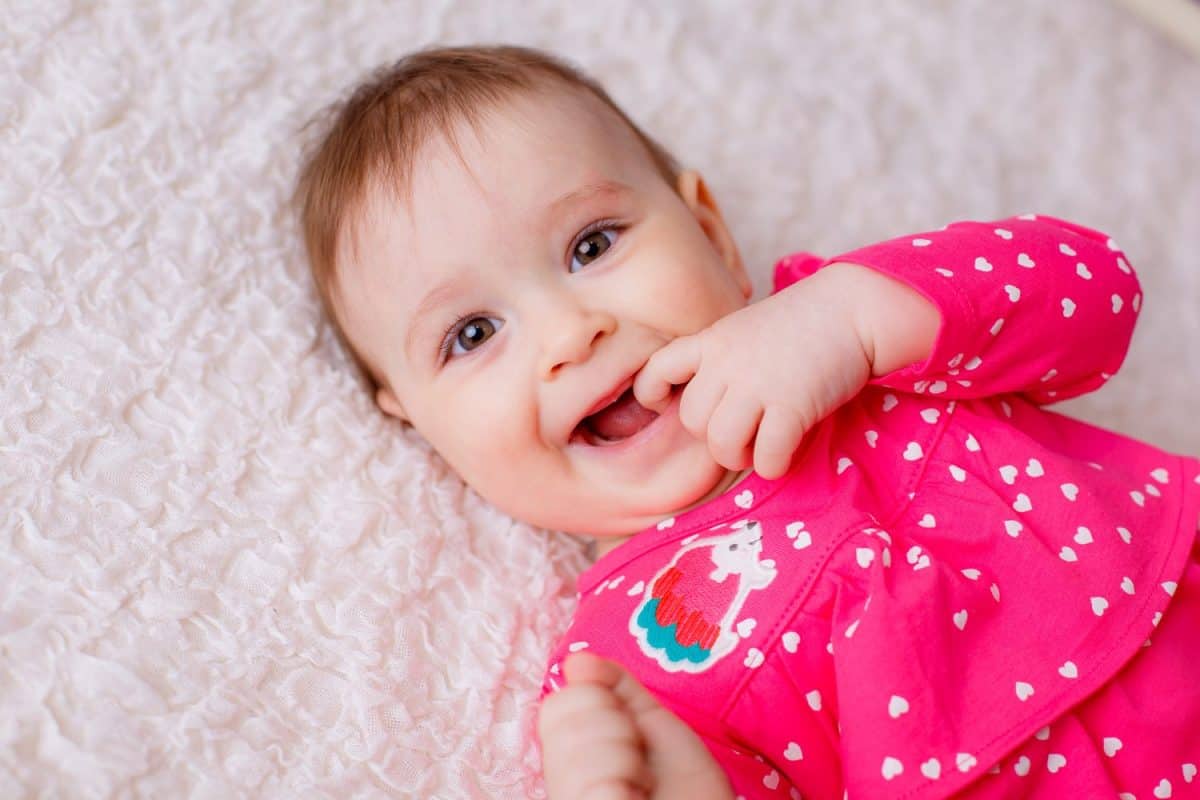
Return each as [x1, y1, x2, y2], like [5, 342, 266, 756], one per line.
[2, 2, 1198, 798]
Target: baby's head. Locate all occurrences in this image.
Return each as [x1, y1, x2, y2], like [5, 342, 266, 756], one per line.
[296, 44, 753, 545]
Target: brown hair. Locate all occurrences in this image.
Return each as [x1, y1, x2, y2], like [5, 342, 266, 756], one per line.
[293, 44, 682, 403]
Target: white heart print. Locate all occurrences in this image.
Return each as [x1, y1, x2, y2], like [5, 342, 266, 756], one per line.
[1025, 458, 1044, 477]
[1047, 753, 1067, 773]
[743, 648, 764, 668]
[1015, 681, 1034, 701]
[881, 756, 903, 780]
[1076, 262, 1093, 279]
[1058, 661, 1078, 679]
[999, 465, 1018, 485]
[920, 758, 941, 779]
[1017, 252, 1035, 268]
[994, 228, 1013, 239]
[1103, 737, 1122, 757]
[887, 694, 910, 718]
[1013, 493, 1033, 513]
[1059, 242, 1076, 256]
[786, 521, 812, 550]
[734, 490, 753, 508]
[903, 442, 924, 461]
[953, 610, 968, 630]
[974, 256, 993, 272]
[784, 742, 803, 761]
[782, 631, 800, 653]
[1154, 779, 1173, 798]
[1062, 297, 1077, 318]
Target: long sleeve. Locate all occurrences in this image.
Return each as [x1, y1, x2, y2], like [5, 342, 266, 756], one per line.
[811, 215, 1142, 404]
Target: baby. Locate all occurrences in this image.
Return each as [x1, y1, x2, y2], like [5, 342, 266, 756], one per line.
[295, 45, 1200, 799]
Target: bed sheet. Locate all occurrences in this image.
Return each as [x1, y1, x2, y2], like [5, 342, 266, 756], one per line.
[2, 1, 1198, 797]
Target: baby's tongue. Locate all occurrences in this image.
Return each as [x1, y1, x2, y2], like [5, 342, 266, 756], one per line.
[586, 388, 659, 440]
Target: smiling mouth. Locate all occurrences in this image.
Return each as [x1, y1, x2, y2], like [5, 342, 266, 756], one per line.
[572, 387, 652, 446]
[570, 385, 680, 447]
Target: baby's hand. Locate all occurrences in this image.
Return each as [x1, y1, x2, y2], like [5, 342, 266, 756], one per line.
[538, 652, 734, 800]
[633, 263, 880, 479]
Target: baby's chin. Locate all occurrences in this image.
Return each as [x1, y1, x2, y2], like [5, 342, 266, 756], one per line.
[579, 457, 740, 539]
[664, 464, 749, 517]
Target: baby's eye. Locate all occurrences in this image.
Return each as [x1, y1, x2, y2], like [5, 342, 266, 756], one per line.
[570, 228, 617, 272]
[441, 316, 502, 361]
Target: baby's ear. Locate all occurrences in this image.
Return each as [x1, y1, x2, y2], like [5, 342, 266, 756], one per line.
[676, 169, 752, 302]
[375, 385, 410, 424]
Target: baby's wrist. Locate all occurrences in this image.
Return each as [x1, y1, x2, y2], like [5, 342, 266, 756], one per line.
[818, 261, 940, 377]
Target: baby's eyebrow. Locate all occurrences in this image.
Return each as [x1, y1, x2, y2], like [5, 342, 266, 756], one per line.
[402, 179, 634, 362]
[404, 274, 474, 362]
[541, 179, 633, 226]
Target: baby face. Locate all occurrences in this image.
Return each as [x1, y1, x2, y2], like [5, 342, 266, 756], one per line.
[335, 86, 753, 542]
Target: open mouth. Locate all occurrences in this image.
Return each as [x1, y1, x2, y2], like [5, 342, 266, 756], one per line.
[571, 385, 678, 447]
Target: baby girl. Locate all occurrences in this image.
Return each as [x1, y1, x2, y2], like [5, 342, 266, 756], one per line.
[295, 44, 1200, 799]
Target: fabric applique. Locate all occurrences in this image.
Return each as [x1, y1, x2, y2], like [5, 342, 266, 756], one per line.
[629, 519, 777, 673]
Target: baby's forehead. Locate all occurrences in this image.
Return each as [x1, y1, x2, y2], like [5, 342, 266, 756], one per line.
[352, 87, 654, 257]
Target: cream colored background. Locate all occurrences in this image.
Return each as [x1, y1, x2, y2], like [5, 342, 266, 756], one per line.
[1, 1, 1197, 798]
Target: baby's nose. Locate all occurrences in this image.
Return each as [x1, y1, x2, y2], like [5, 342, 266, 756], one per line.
[538, 307, 618, 379]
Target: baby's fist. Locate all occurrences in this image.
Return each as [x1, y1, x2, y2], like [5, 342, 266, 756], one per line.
[538, 652, 734, 800]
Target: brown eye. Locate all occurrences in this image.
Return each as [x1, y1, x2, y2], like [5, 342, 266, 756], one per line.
[571, 229, 616, 271]
[455, 318, 496, 353]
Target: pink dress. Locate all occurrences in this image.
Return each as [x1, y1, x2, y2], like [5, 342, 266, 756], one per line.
[537, 215, 1200, 799]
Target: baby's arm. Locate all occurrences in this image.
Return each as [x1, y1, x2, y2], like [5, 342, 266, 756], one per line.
[826, 215, 1141, 403]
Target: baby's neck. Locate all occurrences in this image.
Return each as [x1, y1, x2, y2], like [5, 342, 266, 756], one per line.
[591, 468, 753, 560]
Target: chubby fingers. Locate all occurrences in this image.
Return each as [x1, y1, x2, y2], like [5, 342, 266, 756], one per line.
[704, 392, 761, 471]
[632, 336, 701, 414]
[752, 405, 808, 479]
[563, 652, 662, 720]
